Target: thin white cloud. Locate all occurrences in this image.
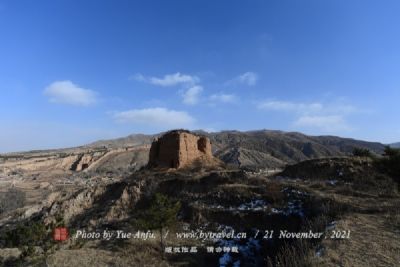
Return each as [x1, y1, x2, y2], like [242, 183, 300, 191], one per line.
[209, 93, 237, 103]
[44, 80, 97, 106]
[225, 72, 258, 86]
[131, 73, 146, 82]
[131, 72, 199, 87]
[238, 72, 258, 86]
[258, 100, 323, 114]
[258, 99, 360, 133]
[113, 107, 195, 128]
[182, 85, 203, 105]
[294, 115, 351, 132]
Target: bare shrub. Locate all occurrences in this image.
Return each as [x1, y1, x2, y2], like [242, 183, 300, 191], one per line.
[273, 239, 314, 267]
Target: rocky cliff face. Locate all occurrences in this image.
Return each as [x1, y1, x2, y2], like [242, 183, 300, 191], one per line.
[148, 130, 215, 169]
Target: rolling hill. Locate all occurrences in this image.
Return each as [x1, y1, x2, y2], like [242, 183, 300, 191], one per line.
[85, 130, 386, 170]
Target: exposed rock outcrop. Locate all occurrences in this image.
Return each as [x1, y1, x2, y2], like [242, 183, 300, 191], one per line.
[148, 130, 220, 169]
[41, 180, 144, 227]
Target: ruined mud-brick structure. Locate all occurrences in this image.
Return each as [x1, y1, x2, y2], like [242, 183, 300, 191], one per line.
[148, 130, 214, 169]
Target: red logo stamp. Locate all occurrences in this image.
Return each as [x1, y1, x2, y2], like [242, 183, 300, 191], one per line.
[53, 227, 69, 241]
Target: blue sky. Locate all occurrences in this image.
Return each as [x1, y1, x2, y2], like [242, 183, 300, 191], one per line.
[1, 0, 399, 152]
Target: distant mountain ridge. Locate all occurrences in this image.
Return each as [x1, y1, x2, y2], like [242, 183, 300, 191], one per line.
[390, 142, 400, 148]
[86, 130, 386, 170]
[88, 133, 157, 148]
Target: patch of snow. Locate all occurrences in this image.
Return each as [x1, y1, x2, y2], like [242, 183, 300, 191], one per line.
[325, 221, 336, 231]
[272, 188, 307, 217]
[217, 224, 235, 233]
[209, 199, 268, 212]
[233, 260, 240, 267]
[282, 188, 309, 197]
[315, 245, 325, 257]
[327, 179, 338, 185]
[237, 199, 268, 211]
[215, 230, 262, 267]
[219, 252, 232, 267]
[271, 208, 282, 214]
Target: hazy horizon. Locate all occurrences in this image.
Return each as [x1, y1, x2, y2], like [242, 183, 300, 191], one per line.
[0, 128, 395, 154]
